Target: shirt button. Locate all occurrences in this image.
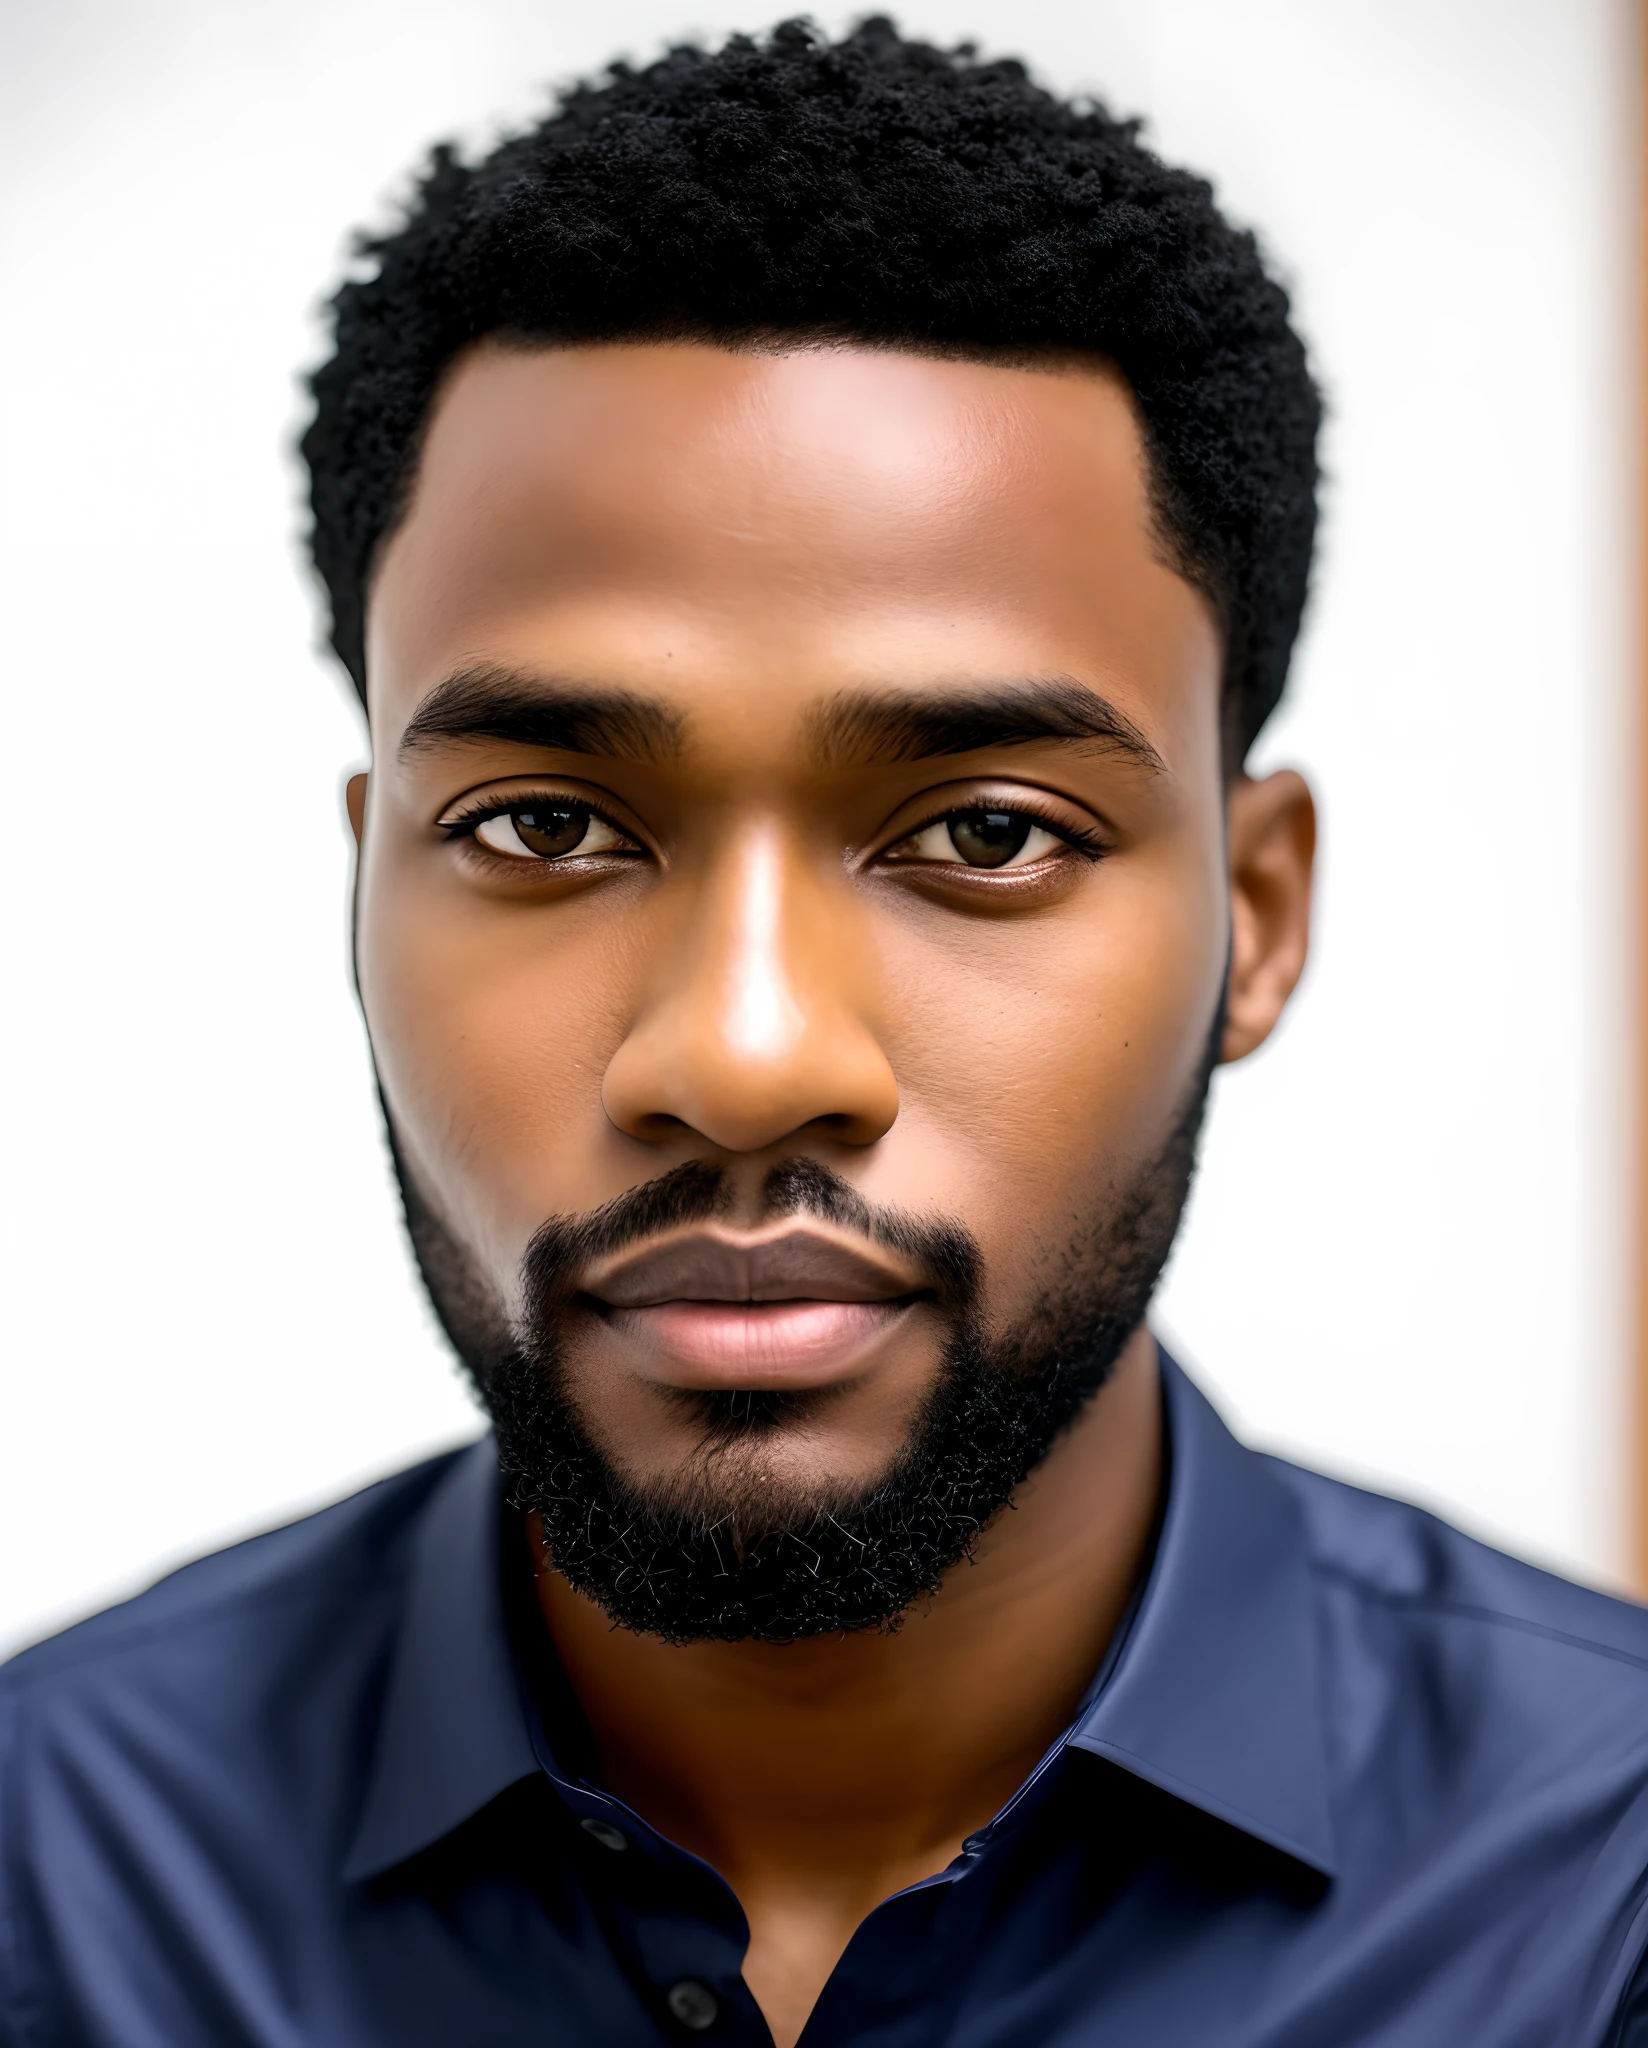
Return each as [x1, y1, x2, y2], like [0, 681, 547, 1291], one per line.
[579, 1816, 629, 1852]
[666, 1980, 719, 2031]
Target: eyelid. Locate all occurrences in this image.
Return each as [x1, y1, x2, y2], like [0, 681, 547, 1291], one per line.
[437, 782, 640, 841]
[877, 787, 1109, 862]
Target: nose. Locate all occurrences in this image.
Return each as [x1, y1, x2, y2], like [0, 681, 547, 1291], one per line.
[600, 824, 899, 1152]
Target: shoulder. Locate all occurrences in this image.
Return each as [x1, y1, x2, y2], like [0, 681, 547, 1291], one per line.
[0, 1448, 486, 2043]
[1257, 1456, 1648, 2038]
[0, 1446, 471, 1721]
[1270, 1452, 1648, 1666]
[1267, 1453, 1648, 1842]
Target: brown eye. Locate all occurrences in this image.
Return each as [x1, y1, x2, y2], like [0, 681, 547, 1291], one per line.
[945, 809, 1032, 868]
[513, 805, 589, 857]
[889, 807, 1064, 870]
[471, 805, 630, 861]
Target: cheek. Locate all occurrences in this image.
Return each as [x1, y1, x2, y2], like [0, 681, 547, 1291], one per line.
[874, 842, 1224, 1274]
[355, 855, 643, 1274]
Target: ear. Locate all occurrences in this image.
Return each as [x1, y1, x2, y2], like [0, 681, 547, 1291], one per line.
[345, 772, 368, 848]
[1221, 769, 1315, 1064]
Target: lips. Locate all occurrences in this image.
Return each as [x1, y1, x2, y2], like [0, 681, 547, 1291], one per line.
[580, 1228, 925, 1388]
[588, 1230, 919, 1308]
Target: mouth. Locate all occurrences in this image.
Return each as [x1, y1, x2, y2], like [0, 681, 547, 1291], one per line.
[579, 1227, 927, 1389]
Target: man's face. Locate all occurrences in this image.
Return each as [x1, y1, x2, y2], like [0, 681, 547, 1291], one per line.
[352, 342, 1275, 1590]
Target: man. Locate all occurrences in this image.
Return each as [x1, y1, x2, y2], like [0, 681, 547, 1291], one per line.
[5, 18, 1648, 2046]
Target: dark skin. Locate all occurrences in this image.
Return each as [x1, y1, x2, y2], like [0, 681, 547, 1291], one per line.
[346, 340, 1314, 2045]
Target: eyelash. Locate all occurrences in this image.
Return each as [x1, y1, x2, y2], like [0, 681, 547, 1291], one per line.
[438, 792, 636, 843]
[437, 790, 1109, 866]
[888, 800, 1109, 864]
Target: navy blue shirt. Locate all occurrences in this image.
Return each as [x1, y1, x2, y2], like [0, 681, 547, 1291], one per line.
[9, 1354, 1648, 2046]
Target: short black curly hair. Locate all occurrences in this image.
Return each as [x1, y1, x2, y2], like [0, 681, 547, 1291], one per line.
[302, 16, 1319, 764]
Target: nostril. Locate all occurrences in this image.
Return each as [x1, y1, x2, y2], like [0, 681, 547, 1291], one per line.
[625, 1110, 693, 1141]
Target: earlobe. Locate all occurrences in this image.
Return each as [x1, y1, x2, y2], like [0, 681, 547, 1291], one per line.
[345, 772, 368, 848]
[1220, 769, 1316, 1065]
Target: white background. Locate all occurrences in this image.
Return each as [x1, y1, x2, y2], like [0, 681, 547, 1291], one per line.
[1, 0, 1637, 1654]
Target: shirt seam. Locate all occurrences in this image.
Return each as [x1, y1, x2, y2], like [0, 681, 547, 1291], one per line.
[1308, 1560, 1648, 1674]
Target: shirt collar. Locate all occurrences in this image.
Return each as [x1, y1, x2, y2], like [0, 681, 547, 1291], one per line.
[1070, 1352, 1338, 1877]
[343, 1438, 538, 1882]
[344, 1350, 1336, 1884]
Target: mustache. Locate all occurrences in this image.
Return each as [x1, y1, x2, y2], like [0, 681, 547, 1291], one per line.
[519, 1156, 979, 1314]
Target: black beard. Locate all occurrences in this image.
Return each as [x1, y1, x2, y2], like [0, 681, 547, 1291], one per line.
[389, 1046, 1214, 1646]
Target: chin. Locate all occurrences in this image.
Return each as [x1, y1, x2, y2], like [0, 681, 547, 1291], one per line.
[582, 1384, 910, 1540]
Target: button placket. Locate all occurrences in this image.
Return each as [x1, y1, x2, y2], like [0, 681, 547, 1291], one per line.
[666, 1978, 720, 2031]
[580, 1815, 630, 1853]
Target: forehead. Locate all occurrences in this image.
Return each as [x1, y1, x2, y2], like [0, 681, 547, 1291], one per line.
[366, 341, 1219, 763]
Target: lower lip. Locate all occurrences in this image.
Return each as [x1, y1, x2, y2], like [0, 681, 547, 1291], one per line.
[601, 1299, 907, 1387]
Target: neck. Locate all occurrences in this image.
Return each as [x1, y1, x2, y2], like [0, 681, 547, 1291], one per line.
[530, 1327, 1162, 2043]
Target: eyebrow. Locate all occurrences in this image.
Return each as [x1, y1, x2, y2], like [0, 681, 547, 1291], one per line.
[807, 678, 1167, 774]
[396, 664, 684, 764]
